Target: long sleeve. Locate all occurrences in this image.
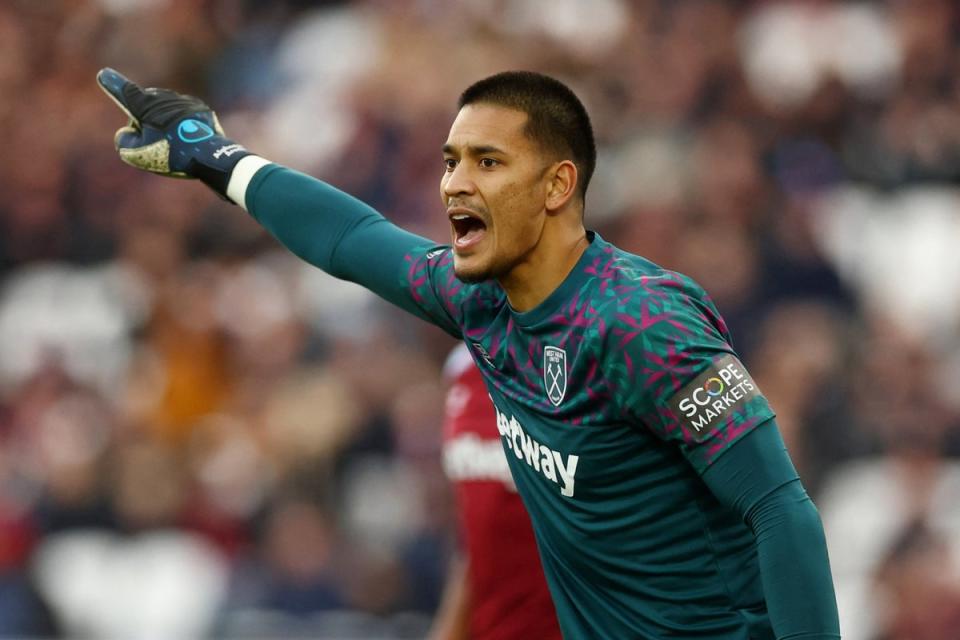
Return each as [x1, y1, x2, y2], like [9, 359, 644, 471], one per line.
[701, 421, 841, 639]
[230, 158, 466, 336]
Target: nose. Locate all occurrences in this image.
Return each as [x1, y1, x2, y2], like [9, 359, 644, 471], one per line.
[442, 162, 476, 198]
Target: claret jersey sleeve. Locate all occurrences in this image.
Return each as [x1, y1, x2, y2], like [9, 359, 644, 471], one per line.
[609, 273, 776, 472]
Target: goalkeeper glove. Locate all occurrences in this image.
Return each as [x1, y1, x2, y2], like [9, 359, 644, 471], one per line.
[97, 67, 250, 200]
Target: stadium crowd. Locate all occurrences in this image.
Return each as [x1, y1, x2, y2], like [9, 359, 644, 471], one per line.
[1, 0, 960, 637]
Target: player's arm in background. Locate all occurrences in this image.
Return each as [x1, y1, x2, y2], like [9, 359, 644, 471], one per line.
[428, 554, 471, 640]
[96, 68, 464, 336]
[614, 277, 841, 639]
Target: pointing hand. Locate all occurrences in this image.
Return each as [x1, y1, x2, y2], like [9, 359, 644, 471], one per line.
[97, 67, 249, 200]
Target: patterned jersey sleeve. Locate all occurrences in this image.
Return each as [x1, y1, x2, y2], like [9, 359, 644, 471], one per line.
[400, 246, 471, 339]
[608, 273, 776, 472]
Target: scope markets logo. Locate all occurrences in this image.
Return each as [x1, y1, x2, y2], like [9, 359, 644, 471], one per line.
[667, 354, 764, 441]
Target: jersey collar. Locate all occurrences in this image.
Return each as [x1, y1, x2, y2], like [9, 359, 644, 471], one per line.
[511, 231, 601, 328]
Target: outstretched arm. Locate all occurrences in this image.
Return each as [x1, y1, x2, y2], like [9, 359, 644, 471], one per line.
[227, 159, 453, 325]
[701, 422, 841, 639]
[98, 68, 463, 335]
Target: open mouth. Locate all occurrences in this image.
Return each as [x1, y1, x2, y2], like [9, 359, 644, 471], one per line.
[450, 211, 488, 249]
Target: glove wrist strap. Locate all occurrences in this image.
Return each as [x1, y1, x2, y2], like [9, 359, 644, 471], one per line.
[187, 139, 251, 202]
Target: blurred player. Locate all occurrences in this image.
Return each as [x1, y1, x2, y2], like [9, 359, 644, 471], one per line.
[431, 344, 560, 639]
[98, 68, 840, 638]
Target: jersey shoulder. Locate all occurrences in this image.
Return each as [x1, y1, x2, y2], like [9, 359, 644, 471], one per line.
[406, 246, 506, 331]
[590, 243, 724, 340]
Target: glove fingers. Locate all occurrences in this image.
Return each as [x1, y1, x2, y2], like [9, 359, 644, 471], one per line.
[97, 68, 140, 120]
[113, 125, 143, 151]
[97, 68, 147, 123]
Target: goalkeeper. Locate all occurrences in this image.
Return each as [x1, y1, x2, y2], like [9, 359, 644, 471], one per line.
[98, 68, 841, 639]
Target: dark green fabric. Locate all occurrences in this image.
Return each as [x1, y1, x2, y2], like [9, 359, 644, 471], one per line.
[245, 164, 461, 335]
[702, 423, 841, 639]
[243, 163, 840, 638]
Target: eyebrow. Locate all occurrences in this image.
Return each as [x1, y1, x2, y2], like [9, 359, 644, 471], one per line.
[442, 143, 506, 156]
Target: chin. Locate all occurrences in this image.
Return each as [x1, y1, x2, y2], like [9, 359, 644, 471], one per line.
[453, 256, 492, 284]
[453, 266, 490, 284]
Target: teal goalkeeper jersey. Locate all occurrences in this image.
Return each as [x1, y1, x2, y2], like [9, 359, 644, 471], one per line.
[240, 165, 838, 639]
[404, 232, 776, 638]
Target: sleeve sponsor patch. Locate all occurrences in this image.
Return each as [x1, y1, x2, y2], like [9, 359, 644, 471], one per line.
[667, 354, 764, 442]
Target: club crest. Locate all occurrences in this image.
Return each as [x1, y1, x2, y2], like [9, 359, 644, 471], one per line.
[543, 346, 567, 406]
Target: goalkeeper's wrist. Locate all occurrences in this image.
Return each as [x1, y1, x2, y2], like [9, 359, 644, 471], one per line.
[185, 137, 251, 202]
[225, 155, 273, 209]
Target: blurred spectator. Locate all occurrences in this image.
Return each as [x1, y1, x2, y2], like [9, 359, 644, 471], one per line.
[0, 442, 59, 638]
[748, 300, 856, 492]
[871, 522, 960, 640]
[1, 0, 960, 637]
[219, 496, 346, 620]
[819, 318, 960, 638]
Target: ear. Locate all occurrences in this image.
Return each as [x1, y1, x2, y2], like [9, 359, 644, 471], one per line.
[545, 160, 578, 213]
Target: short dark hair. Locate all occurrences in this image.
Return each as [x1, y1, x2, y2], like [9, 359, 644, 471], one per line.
[458, 71, 596, 204]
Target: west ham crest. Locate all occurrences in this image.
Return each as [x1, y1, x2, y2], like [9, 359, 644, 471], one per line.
[544, 346, 567, 406]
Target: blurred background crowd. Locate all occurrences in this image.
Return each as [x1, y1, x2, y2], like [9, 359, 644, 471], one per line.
[2, 0, 960, 638]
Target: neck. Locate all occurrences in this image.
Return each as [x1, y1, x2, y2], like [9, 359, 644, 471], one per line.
[500, 221, 589, 312]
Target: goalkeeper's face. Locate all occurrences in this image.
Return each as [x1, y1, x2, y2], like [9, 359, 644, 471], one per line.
[441, 104, 556, 284]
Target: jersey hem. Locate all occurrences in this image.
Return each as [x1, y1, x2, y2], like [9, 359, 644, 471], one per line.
[693, 409, 778, 474]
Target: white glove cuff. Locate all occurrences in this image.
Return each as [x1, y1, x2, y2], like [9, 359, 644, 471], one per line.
[227, 155, 273, 210]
